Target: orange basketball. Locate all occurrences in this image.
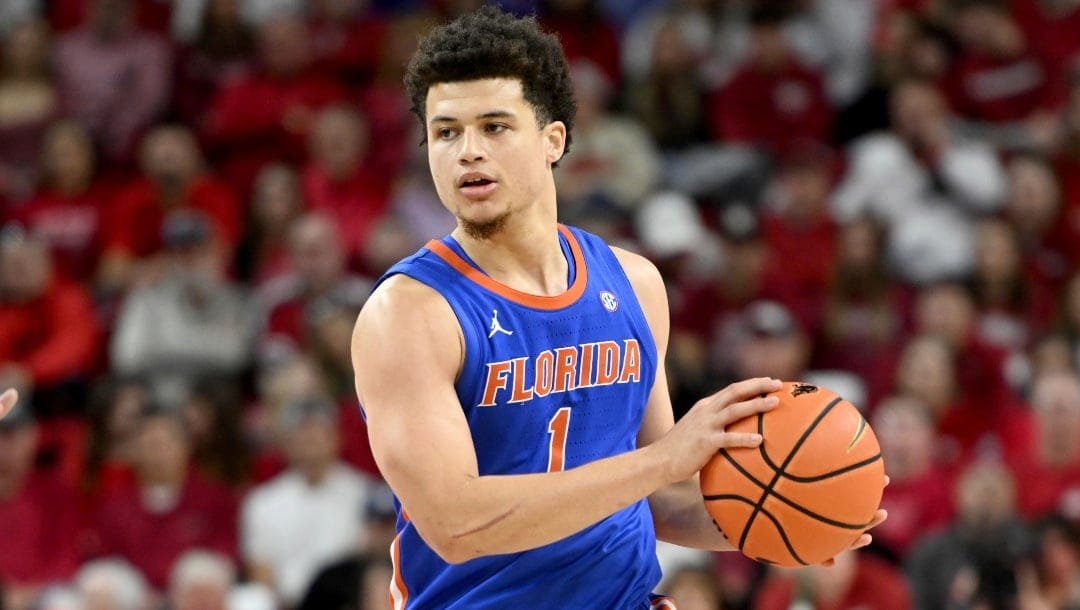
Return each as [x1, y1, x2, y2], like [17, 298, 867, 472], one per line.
[700, 381, 885, 567]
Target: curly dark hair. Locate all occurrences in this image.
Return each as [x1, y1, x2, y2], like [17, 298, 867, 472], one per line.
[404, 6, 576, 164]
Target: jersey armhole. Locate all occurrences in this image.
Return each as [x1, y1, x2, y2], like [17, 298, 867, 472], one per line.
[381, 270, 474, 385]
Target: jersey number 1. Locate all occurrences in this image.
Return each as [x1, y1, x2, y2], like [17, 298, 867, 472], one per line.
[546, 407, 572, 472]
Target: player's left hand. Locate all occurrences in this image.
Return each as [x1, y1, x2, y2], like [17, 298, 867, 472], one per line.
[822, 475, 890, 567]
[0, 388, 18, 421]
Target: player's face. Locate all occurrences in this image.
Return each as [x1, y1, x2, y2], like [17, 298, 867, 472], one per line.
[425, 78, 566, 238]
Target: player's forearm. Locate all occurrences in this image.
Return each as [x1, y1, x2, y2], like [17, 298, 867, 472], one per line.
[649, 479, 735, 552]
[422, 444, 673, 563]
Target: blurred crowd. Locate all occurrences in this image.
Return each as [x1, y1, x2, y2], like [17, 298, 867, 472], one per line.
[1, 0, 1080, 609]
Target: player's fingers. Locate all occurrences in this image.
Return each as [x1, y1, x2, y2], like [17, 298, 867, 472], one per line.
[717, 395, 779, 427]
[716, 432, 763, 449]
[866, 509, 888, 529]
[883, 475, 891, 488]
[0, 389, 16, 420]
[848, 533, 872, 550]
[714, 377, 783, 407]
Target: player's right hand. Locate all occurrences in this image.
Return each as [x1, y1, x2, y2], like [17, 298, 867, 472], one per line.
[657, 377, 782, 484]
[0, 388, 18, 421]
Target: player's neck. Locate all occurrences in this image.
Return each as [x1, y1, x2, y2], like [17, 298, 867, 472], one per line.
[452, 210, 568, 297]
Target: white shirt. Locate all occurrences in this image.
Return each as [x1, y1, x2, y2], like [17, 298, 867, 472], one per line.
[241, 464, 372, 605]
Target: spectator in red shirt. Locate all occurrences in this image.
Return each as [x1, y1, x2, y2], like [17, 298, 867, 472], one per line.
[80, 378, 148, 498]
[14, 120, 115, 284]
[94, 409, 238, 591]
[201, 14, 347, 193]
[666, 203, 773, 416]
[816, 219, 904, 404]
[540, 0, 621, 84]
[893, 333, 1034, 468]
[0, 227, 100, 406]
[870, 394, 953, 560]
[301, 104, 391, 267]
[48, 0, 173, 34]
[913, 280, 1018, 407]
[760, 141, 839, 330]
[709, 4, 831, 156]
[1004, 153, 1077, 292]
[177, 380, 251, 490]
[755, 550, 912, 610]
[257, 213, 371, 358]
[945, 0, 1059, 126]
[54, 0, 173, 165]
[0, 19, 61, 204]
[1011, 0, 1080, 87]
[1056, 77, 1080, 247]
[173, 0, 255, 127]
[0, 402, 80, 610]
[308, 0, 387, 85]
[1012, 371, 1080, 522]
[967, 217, 1056, 352]
[1062, 271, 1080, 360]
[355, 11, 432, 180]
[100, 125, 241, 295]
[234, 163, 305, 286]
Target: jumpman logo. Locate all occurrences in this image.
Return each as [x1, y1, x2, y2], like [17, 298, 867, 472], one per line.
[488, 309, 514, 338]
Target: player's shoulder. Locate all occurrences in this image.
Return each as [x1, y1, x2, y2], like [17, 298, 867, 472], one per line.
[608, 245, 665, 293]
[356, 274, 457, 332]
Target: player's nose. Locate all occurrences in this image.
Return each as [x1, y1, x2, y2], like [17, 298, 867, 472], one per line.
[457, 127, 487, 164]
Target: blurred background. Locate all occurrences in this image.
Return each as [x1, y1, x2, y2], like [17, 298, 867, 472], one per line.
[1, 0, 1080, 608]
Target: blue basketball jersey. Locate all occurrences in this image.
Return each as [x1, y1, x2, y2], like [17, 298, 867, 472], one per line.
[372, 224, 663, 609]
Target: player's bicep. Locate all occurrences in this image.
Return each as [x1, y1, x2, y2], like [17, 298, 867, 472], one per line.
[351, 278, 479, 526]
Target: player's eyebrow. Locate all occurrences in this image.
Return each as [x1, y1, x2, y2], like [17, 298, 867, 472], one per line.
[429, 110, 517, 125]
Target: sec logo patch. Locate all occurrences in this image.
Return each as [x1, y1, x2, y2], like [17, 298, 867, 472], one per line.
[600, 290, 619, 312]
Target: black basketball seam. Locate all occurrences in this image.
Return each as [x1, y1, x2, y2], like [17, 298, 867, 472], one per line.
[736, 397, 843, 553]
[757, 410, 881, 482]
[715, 451, 880, 529]
[773, 454, 883, 483]
[702, 495, 810, 565]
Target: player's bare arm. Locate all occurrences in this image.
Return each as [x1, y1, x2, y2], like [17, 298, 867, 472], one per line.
[352, 274, 771, 563]
[612, 247, 778, 551]
[0, 388, 17, 420]
[614, 247, 888, 555]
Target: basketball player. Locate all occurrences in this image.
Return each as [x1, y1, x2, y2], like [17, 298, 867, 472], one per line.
[0, 388, 16, 420]
[350, 8, 885, 608]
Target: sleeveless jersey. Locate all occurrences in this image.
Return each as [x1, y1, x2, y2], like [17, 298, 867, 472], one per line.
[372, 224, 663, 609]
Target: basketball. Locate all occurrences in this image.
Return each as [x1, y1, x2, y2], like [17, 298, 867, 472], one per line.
[700, 381, 885, 567]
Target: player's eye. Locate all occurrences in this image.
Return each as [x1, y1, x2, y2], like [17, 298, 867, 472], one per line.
[436, 127, 457, 140]
[485, 123, 507, 134]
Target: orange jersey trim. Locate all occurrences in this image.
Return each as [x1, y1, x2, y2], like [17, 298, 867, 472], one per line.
[424, 224, 588, 310]
[389, 534, 409, 609]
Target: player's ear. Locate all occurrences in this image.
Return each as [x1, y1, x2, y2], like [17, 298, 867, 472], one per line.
[543, 121, 566, 165]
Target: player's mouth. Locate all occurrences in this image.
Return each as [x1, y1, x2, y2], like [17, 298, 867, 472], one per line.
[457, 172, 498, 200]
